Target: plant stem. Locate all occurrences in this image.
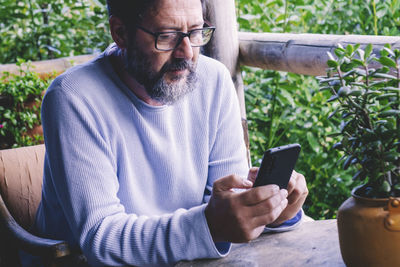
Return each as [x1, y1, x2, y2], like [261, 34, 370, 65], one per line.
[41, 4, 53, 59]
[372, 0, 378, 36]
[267, 81, 278, 148]
[27, 0, 41, 60]
[361, 64, 373, 130]
[283, 0, 289, 33]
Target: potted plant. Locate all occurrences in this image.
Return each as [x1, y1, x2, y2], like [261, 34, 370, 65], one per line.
[318, 43, 400, 267]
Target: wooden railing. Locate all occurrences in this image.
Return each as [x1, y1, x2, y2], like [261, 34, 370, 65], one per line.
[2, 33, 400, 77]
[2, 0, 400, 118]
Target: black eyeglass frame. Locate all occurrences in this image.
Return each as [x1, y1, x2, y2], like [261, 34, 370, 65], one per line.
[136, 24, 216, 51]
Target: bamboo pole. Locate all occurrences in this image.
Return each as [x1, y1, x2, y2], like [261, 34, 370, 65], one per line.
[203, 0, 246, 119]
[239, 32, 400, 76]
[3, 33, 400, 79]
[0, 54, 96, 76]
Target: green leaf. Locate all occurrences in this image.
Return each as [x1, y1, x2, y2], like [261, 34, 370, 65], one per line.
[365, 44, 373, 58]
[355, 69, 367, 76]
[382, 87, 400, 92]
[342, 70, 356, 77]
[349, 90, 363, 96]
[327, 95, 339, 102]
[394, 184, 400, 190]
[327, 59, 339, 68]
[382, 47, 396, 57]
[334, 49, 345, 58]
[332, 142, 342, 149]
[357, 49, 365, 61]
[372, 73, 397, 79]
[379, 110, 400, 117]
[318, 77, 340, 83]
[279, 89, 295, 107]
[352, 59, 365, 66]
[376, 93, 398, 100]
[383, 151, 400, 161]
[327, 52, 336, 61]
[381, 181, 391, 193]
[338, 86, 350, 96]
[319, 86, 332, 91]
[307, 132, 320, 153]
[346, 44, 354, 55]
[379, 56, 397, 68]
[342, 155, 354, 170]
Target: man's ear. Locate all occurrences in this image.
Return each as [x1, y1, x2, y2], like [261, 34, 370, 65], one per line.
[109, 15, 129, 49]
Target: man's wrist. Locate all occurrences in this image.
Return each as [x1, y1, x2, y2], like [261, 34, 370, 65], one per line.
[204, 203, 220, 243]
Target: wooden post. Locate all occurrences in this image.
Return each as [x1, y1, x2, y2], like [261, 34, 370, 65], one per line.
[203, 0, 250, 165]
[203, 0, 246, 119]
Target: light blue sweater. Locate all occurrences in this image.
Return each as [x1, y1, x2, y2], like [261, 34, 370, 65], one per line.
[35, 49, 249, 266]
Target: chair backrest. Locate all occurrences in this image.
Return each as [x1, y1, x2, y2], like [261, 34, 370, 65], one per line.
[0, 144, 45, 230]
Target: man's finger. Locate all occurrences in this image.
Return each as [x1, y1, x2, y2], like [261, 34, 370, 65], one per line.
[213, 174, 253, 192]
[248, 189, 288, 217]
[253, 198, 288, 226]
[247, 167, 259, 183]
[286, 170, 298, 194]
[239, 185, 280, 206]
[287, 172, 307, 204]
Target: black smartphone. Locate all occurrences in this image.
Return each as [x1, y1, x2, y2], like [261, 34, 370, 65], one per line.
[253, 143, 301, 189]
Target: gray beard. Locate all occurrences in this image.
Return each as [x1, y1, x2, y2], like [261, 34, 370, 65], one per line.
[124, 45, 198, 105]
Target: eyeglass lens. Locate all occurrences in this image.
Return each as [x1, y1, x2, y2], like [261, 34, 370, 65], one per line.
[156, 28, 214, 51]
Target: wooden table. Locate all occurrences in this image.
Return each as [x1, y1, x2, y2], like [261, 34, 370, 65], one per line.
[176, 219, 346, 267]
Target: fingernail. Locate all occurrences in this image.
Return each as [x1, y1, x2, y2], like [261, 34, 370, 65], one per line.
[281, 189, 288, 198]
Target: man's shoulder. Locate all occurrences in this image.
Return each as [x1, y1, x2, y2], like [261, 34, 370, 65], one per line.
[47, 54, 110, 95]
[197, 54, 230, 77]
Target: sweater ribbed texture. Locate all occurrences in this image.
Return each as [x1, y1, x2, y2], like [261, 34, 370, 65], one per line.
[35, 49, 248, 266]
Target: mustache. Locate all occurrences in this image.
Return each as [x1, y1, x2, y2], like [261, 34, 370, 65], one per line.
[161, 59, 194, 73]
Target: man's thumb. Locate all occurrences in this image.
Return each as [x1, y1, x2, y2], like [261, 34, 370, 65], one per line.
[213, 174, 253, 192]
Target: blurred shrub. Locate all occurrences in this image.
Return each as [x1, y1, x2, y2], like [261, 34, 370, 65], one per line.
[0, 0, 111, 64]
[0, 61, 56, 149]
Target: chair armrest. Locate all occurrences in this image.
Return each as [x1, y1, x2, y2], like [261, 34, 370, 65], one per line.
[0, 195, 70, 259]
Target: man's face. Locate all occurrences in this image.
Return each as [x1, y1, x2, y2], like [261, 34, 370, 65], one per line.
[124, 0, 204, 105]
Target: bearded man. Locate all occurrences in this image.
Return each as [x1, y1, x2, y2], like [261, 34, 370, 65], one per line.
[33, 0, 308, 266]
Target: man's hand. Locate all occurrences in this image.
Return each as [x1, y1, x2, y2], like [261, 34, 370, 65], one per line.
[247, 167, 308, 226]
[205, 174, 288, 243]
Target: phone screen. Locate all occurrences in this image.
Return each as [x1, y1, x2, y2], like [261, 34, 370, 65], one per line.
[253, 144, 301, 189]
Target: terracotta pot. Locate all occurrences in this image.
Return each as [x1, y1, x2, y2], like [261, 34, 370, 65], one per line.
[337, 187, 400, 267]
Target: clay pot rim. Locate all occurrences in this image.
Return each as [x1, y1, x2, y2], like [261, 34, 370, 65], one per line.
[351, 185, 400, 205]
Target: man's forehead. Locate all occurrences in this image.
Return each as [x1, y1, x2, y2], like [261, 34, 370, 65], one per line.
[147, 0, 203, 22]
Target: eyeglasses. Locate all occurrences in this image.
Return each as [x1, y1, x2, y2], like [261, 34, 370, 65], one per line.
[136, 25, 216, 51]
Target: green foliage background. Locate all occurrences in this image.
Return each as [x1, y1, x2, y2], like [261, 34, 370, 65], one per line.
[0, 0, 111, 63]
[1, 0, 399, 219]
[236, 0, 400, 219]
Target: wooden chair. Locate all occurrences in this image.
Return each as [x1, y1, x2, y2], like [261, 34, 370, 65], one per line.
[0, 144, 87, 267]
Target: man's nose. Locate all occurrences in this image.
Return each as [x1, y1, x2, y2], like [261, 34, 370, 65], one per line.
[173, 36, 194, 60]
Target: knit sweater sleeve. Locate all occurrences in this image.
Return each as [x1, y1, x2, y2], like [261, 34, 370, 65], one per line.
[203, 66, 249, 203]
[41, 80, 226, 266]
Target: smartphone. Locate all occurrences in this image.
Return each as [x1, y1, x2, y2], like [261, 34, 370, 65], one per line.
[253, 143, 301, 189]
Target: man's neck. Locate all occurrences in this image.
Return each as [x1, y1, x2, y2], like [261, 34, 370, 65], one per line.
[108, 48, 163, 106]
